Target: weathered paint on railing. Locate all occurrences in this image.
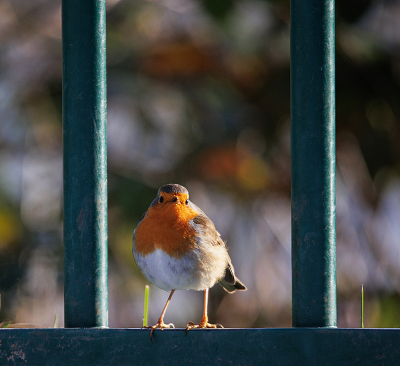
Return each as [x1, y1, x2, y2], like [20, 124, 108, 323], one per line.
[62, 0, 108, 328]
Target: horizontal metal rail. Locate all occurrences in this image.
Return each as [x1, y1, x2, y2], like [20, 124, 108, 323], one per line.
[1, 328, 400, 365]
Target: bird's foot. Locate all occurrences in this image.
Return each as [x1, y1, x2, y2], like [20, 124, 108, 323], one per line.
[144, 321, 175, 342]
[185, 316, 223, 334]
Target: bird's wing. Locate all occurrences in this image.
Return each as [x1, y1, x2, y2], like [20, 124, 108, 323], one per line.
[188, 202, 247, 292]
[190, 214, 225, 247]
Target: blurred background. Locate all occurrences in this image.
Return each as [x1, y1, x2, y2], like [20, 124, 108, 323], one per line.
[1, 0, 400, 329]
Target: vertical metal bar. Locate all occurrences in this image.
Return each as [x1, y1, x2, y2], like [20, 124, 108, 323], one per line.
[62, 0, 108, 328]
[291, 0, 337, 327]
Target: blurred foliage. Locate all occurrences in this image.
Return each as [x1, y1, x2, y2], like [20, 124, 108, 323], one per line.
[0, 0, 400, 329]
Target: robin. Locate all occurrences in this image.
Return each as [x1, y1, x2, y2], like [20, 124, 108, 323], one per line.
[132, 184, 246, 339]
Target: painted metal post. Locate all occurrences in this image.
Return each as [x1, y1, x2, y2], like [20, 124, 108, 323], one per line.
[291, 0, 337, 327]
[62, 0, 108, 327]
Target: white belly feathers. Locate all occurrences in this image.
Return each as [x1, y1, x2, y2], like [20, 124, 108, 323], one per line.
[133, 243, 229, 292]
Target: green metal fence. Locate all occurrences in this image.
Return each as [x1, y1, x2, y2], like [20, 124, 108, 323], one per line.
[0, 0, 399, 364]
[291, 0, 336, 328]
[62, 0, 108, 329]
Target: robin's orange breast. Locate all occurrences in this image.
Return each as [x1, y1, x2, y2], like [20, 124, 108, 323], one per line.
[134, 200, 199, 259]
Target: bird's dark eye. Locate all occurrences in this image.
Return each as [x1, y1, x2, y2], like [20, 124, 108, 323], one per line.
[159, 196, 164, 203]
[185, 199, 189, 205]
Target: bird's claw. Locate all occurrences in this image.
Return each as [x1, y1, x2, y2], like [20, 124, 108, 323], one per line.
[185, 319, 223, 335]
[145, 322, 175, 342]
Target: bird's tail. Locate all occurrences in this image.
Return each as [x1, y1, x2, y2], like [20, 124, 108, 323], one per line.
[218, 262, 247, 293]
[219, 277, 247, 293]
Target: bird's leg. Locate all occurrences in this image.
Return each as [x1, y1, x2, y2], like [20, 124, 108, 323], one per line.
[146, 290, 175, 341]
[198, 287, 211, 327]
[186, 289, 224, 332]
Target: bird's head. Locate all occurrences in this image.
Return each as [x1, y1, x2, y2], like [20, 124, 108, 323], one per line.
[147, 184, 195, 222]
